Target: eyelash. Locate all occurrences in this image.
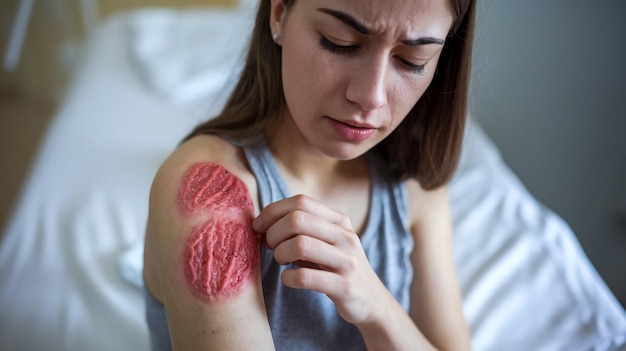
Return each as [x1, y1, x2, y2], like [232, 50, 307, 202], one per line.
[318, 36, 426, 76]
[319, 35, 358, 55]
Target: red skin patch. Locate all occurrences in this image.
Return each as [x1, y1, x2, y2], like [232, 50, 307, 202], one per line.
[178, 162, 253, 215]
[177, 162, 259, 302]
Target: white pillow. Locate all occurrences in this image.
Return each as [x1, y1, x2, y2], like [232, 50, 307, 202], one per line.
[127, 7, 255, 105]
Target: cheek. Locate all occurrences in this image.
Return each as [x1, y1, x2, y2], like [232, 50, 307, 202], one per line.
[281, 41, 343, 116]
[281, 51, 308, 116]
[388, 79, 431, 125]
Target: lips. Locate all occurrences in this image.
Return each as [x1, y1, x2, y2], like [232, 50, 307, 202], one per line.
[327, 117, 376, 142]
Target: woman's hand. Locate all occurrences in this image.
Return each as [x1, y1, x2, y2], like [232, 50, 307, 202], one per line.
[252, 194, 389, 325]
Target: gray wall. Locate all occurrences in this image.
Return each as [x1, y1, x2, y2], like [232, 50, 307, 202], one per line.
[471, 0, 626, 306]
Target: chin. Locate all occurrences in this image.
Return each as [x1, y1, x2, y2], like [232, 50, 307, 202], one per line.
[319, 142, 372, 161]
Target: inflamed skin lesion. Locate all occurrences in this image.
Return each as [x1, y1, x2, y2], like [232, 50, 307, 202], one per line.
[176, 162, 260, 302]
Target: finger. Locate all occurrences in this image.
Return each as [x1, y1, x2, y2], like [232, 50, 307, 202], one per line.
[273, 234, 345, 271]
[281, 267, 346, 298]
[252, 194, 352, 233]
[264, 209, 356, 249]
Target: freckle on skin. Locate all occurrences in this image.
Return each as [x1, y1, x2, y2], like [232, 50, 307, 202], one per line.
[209, 326, 228, 335]
[177, 162, 259, 302]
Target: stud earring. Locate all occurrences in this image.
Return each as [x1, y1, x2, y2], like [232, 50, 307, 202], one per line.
[272, 32, 279, 43]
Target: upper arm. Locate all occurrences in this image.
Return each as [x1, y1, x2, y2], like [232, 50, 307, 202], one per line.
[407, 182, 471, 351]
[144, 137, 274, 350]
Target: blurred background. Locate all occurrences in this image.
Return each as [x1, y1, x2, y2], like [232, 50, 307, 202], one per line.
[1, 0, 624, 309]
[471, 0, 626, 306]
[0, 0, 236, 238]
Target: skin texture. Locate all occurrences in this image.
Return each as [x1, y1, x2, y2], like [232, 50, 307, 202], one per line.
[178, 162, 253, 215]
[178, 162, 259, 302]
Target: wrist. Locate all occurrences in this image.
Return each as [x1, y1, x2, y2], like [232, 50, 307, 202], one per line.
[354, 292, 436, 351]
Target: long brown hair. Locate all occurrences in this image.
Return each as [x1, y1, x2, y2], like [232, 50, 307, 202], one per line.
[186, 0, 476, 190]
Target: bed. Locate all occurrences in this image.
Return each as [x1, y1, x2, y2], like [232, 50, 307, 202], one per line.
[1, 5, 625, 351]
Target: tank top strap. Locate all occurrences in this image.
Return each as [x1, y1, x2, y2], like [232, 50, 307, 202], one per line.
[241, 137, 291, 208]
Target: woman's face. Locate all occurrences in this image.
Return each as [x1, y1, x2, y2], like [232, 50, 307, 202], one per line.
[270, 0, 453, 160]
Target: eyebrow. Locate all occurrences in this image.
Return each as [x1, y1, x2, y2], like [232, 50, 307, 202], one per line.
[317, 7, 445, 46]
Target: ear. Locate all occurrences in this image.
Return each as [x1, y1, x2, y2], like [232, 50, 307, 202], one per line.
[269, 0, 286, 43]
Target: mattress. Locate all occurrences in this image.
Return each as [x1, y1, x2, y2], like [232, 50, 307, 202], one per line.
[1, 7, 625, 351]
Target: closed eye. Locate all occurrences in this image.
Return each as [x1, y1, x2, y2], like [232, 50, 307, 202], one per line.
[319, 36, 359, 56]
[398, 58, 426, 75]
[320, 35, 427, 76]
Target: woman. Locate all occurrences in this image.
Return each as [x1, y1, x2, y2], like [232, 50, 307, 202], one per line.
[143, 0, 475, 349]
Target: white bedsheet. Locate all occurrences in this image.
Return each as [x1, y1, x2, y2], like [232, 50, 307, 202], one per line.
[1, 8, 625, 351]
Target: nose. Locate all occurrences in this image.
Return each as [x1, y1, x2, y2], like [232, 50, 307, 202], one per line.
[345, 55, 388, 112]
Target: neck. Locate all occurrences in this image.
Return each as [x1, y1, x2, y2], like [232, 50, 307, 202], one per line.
[265, 117, 369, 196]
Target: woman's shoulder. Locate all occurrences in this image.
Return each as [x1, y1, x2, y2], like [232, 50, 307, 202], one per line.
[405, 179, 451, 233]
[146, 134, 260, 243]
[152, 135, 258, 204]
[144, 134, 259, 296]
[158, 135, 251, 180]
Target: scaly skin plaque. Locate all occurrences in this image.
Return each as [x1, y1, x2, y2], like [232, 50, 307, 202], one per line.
[177, 162, 259, 302]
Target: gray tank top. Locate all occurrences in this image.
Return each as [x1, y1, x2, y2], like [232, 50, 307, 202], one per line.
[145, 138, 414, 350]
